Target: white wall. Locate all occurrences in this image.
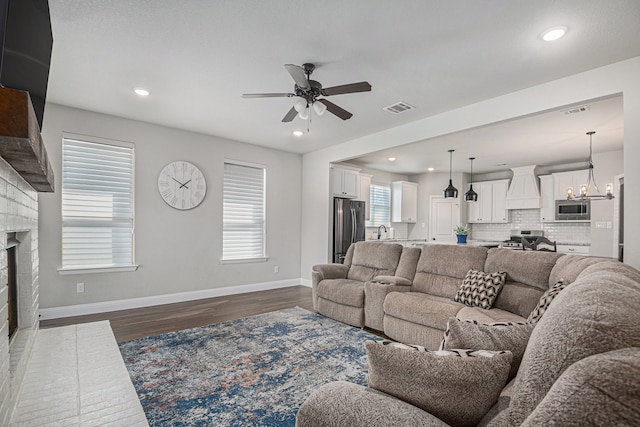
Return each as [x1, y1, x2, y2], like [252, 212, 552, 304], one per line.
[39, 104, 303, 309]
[301, 56, 640, 277]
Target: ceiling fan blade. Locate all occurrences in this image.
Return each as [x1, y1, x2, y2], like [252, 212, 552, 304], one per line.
[317, 99, 353, 120]
[282, 106, 298, 122]
[242, 93, 294, 98]
[284, 64, 311, 89]
[322, 81, 371, 96]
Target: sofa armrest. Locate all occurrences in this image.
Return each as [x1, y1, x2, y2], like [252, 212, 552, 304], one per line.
[296, 381, 450, 427]
[373, 275, 412, 286]
[312, 263, 349, 281]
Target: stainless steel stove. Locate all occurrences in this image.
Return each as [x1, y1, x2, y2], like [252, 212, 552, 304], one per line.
[500, 230, 544, 250]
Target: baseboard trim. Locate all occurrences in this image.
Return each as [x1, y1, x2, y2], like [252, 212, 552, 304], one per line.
[39, 278, 305, 320]
[300, 278, 312, 287]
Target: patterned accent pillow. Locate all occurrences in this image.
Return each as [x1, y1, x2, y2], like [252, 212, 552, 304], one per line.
[454, 270, 507, 309]
[366, 340, 512, 426]
[527, 280, 569, 323]
[439, 318, 535, 381]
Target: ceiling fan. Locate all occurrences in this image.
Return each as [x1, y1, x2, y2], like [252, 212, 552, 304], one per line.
[242, 63, 371, 122]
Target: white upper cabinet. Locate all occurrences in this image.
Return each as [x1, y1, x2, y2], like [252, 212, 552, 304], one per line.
[539, 175, 555, 222]
[553, 169, 589, 200]
[467, 179, 509, 223]
[391, 181, 418, 223]
[332, 166, 359, 198]
[358, 173, 372, 220]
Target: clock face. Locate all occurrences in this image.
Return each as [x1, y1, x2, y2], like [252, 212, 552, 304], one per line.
[158, 161, 207, 210]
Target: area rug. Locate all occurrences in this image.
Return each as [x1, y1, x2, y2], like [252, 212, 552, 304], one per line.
[119, 306, 380, 426]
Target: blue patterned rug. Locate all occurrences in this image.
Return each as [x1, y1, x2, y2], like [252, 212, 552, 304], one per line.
[119, 307, 380, 426]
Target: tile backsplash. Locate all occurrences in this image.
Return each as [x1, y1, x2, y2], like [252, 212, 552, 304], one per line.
[471, 209, 590, 244]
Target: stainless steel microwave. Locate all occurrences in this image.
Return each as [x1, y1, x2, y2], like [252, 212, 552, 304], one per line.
[555, 199, 590, 221]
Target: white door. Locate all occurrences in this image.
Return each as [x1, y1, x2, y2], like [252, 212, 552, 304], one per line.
[429, 196, 460, 243]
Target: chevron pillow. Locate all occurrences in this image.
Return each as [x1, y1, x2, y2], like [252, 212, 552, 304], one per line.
[527, 280, 568, 323]
[454, 270, 507, 309]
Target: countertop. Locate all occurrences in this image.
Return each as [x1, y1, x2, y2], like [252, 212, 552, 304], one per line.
[373, 238, 503, 247]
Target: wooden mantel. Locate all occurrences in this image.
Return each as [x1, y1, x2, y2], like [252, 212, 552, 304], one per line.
[0, 86, 54, 192]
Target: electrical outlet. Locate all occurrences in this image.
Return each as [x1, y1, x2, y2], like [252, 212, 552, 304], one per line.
[274, 266, 279, 273]
[421, 222, 425, 228]
[77, 282, 84, 293]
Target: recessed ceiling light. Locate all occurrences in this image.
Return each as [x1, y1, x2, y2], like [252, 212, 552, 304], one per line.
[541, 26, 568, 41]
[427, 167, 435, 172]
[388, 157, 396, 162]
[293, 130, 303, 137]
[133, 88, 150, 96]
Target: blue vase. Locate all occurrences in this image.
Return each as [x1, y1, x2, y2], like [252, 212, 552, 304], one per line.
[456, 234, 467, 244]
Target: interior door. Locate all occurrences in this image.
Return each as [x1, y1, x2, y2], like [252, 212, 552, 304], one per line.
[429, 196, 460, 243]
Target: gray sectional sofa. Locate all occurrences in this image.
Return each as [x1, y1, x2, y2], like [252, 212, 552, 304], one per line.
[300, 241, 640, 426]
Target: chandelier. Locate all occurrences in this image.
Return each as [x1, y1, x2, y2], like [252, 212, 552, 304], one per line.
[566, 131, 614, 200]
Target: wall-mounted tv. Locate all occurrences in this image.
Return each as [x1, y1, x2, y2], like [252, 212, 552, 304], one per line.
[0, 0, 53, 130]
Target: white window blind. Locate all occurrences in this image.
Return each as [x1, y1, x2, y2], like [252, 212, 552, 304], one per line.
[367, 183, 391, 227]
[62, 137, 135, 270]
[222, 162, 266, 261]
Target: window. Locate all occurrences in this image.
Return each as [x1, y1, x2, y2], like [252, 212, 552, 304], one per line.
[61, 135, 135, 271]
[222, 161, 266, 262]
[367, 183, 391, 227]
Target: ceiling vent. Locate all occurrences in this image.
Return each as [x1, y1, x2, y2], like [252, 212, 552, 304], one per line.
[383, 102, 415, 114]
[563, 105, 589, 115]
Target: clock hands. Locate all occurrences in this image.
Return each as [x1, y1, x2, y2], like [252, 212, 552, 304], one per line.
[171, 176, 192, 189]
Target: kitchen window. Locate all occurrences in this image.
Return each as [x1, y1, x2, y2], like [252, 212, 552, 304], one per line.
[221, 161, 267, 263]
[367, 183, 391, 227]
[60, 134, 136, 273]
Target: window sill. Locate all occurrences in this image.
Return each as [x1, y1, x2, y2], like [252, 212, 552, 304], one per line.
[58, 265, 139, 275]
[220, 257, 268, 265]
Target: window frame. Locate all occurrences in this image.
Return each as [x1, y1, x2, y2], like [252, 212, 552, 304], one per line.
[58, 133, 138, 275]
[220, 159, 268, 264]
[367, 182, 391, 228]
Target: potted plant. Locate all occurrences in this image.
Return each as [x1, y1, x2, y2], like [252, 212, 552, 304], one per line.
[454, 224, 470, 244]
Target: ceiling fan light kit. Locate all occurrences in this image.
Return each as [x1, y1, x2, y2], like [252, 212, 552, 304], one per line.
[443, 149, 459, 198]
[242, 62, 371, 128]
[566, 131, 614, 200]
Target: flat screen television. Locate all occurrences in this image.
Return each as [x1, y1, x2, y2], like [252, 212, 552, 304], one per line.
[0, 0, 53, 130]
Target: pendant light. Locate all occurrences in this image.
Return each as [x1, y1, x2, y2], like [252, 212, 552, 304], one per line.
[464, 157, 478, 202]
[566, 131, 614, 200]
[443, 149, 458, 198]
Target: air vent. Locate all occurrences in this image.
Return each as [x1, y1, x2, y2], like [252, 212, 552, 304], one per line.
[383, 102, 415, 114]
[563, 105, 589, 115]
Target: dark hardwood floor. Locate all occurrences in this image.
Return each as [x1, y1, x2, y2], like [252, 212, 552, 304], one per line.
[40, 285, 314, 343]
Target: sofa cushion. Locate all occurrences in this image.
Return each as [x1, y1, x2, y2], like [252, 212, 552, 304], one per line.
[485, 248, 561, 291]
[491, 281, 545, 319]
[395, 246, 421, 281]
[454, 270, 506, 309]
[366, 340, 512, 427]
[441, 318, 534, 381]
[317, 279, 365, 307]
[346, 241, 404, 282]
[412, 244, 488, 297]
[548, 254, 606, 285]
[506, 261, 640, 425]
[527, 280, 568, 323]
[521, 347, 640, 426]
[384, 292, 464, 330]
[456, 306, 526, 324]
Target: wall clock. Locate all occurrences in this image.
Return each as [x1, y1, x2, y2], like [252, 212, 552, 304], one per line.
[158, 161, 207, 210]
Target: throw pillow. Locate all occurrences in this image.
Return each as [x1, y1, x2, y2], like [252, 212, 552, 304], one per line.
[454, 270, 507, 309]
[365, 340, 512, 427]
[527, 280, 569, 323]
[440, 317, 535, 381]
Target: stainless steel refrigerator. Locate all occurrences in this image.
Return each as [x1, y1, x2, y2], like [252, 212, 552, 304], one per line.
[333, 198, 366, 263]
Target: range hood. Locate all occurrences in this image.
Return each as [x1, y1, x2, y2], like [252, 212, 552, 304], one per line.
[506, 165, 540, 210]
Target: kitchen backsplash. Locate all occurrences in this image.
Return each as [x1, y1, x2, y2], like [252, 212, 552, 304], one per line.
[365, 222, 409, 240]
[471, 209, 591, 244]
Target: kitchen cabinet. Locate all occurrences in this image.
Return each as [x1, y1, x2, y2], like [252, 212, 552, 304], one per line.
[557, 244, 590, 256]
[466, 179, 509, 223]
[539, 175, 555, 222]
[391, 181, 418, 223]
[553, 169, 588, 200]
[332, 166, 359, 198]
[358, 173, 372, 220]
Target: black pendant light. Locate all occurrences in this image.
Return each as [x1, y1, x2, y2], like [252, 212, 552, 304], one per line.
[464, 157, 478, 202]
[443, 149, 458, 198]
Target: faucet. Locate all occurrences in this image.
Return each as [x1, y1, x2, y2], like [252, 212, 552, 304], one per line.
[377, 224, 387, 240]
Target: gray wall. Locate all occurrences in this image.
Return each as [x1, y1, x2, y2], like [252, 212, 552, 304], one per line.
[39, 104, 303, 309]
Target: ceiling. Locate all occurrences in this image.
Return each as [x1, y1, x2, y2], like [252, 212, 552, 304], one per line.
[46, 1, 640, 156]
